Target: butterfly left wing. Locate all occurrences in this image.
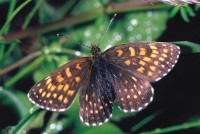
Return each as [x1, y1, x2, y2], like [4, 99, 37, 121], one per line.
[102, 42, 180, 82]
[28, 57, 91, 111]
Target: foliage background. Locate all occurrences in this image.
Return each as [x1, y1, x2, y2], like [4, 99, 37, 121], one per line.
[0, 0, 200, 134]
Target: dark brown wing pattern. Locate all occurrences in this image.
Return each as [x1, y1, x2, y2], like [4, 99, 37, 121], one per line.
[28, 57, 91, 111]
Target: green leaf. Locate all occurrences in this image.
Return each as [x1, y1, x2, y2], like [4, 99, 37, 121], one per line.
[169, 6, 180, 18]
[180, 7, 189, 22]
[185, 6, 195, 17]
[171, 41, 200, 53]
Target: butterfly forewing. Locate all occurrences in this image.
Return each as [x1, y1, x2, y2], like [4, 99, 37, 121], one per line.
[28, 57, 91, 111]
[102, 42, 180, 82]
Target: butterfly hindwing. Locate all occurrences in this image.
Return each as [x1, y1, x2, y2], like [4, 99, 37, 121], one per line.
[102, 42, 180, 82]
[104, 59, 154, 112]
[28, 57, 91, 111]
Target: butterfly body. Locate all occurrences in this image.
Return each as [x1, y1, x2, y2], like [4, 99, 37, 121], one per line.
[28, 42, 180, 126]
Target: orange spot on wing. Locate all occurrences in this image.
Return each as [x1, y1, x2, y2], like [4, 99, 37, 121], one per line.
[50, 85, 56, 91]
[162, 53, 167, 58]
[159, 57, 165, 61]
[139, 48, 146, 55]
[57, 84, 64, 90]
[75, 76, 80, 83]
[47, 83, 52, 89]
[129, 47, 135, 56]
[53, 93, 57, 98]
[42, 91, 46, 97]
[150, 45, 157, 49]
[153, 50, 159, 54]
[124, 60, 131, 65]
[154, 61, 159, 65]
[75, 64, 82, 70]
[139, 60, 146, 66]
[39, 88, 43, 93]
[150, 66, 156, 71]
[163, 49, 168, 53]
[63, 84, 69, 92]
[150, 54, 157, 58]
[137, 67, 145, 73]
[116, 50, 123, 57]
[67, 90, 75, 96]
[56, 74, 64, 83]
[143, 57, 151, 62]
[58, 95, 63, 101]
[64, 98, 68, 104]
[46, 78, 52, 85]
[46, 92, 51, 98]
[148, 71, 153, 76]
[66, 68, 72, 77]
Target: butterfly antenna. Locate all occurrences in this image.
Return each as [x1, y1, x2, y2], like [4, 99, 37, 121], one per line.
[57, 34, 91, 48]
[97, 14, 117, 47]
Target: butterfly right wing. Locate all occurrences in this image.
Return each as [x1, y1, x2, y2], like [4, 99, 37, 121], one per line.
[28, 57, 91, 111]
[102, 42, 180, 82]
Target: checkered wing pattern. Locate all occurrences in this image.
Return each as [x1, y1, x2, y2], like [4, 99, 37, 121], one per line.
[28, 57, 91, 111]
[102, 42, 180, 82]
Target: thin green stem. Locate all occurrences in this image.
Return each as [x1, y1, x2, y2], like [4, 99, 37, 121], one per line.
[0, 0, 32, 34]
[4, 0, 17, 33]
[141, 120, 200, 134]
[22, 0, 43, 29]
[12, 109, 41, 134]
[4, 56, 44, 88]
[131, 112, 160, 132]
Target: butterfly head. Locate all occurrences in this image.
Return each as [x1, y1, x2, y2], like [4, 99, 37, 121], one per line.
[91, 44, 101, 55]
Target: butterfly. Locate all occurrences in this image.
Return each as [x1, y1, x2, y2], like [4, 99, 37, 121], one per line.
[28, 41, 180, 126]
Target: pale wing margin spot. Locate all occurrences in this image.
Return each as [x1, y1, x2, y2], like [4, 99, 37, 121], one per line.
[131, 109, 136, 112]
[123, 109, 128, 113]
[144, 103, 149, 107]
[81, 113, 112, 126]
[150, 96, 153, 102]
[138, 107, 143, 111]
[151, 87, 154, 94]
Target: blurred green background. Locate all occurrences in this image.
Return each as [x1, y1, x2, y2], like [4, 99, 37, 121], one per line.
[0, 0, 200, 134]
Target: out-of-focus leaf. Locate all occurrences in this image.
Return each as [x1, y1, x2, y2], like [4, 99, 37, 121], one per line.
[172, 41, 200, 53]
[169, 6, 180, 18]
[185, 5, 195, 17]
[38, 1, 61, 24]
[180, 7, 190, 22]
[70, 0, 103, 15]
[0, 87, 30, 118]
[7, 109, 42, 134]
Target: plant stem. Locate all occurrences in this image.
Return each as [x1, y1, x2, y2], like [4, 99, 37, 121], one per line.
[141, 120, 200, 134]
[0, 51, 42, 75]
